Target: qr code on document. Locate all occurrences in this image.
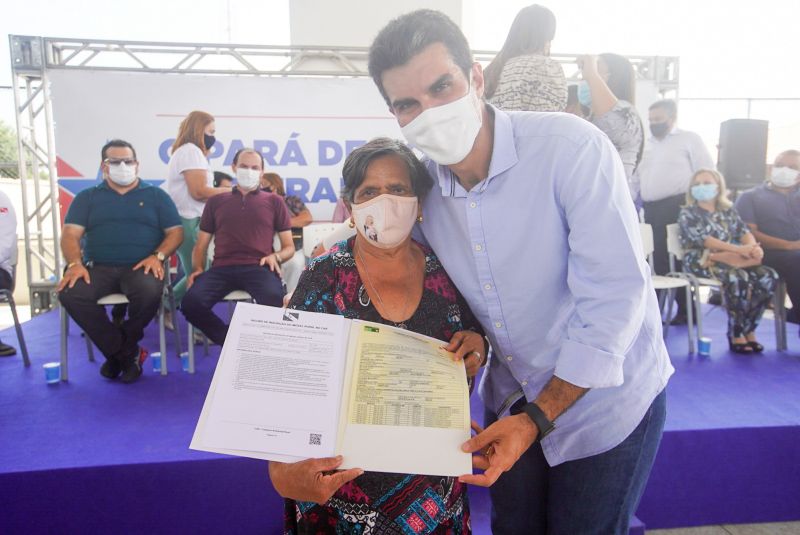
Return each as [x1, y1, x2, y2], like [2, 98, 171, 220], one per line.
[309, 433, 322, 445]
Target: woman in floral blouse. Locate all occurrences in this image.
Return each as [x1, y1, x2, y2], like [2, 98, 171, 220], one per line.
[678, 169, 778, 353]
[268, 138, 486, 534]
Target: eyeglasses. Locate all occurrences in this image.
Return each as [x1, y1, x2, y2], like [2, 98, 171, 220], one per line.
[104, 158, 137, 166]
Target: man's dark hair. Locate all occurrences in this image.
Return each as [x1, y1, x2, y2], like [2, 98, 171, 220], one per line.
[341, 138, 433, 204]
[213, 171, 234, 188]
[101, 139, 137, 161]
[232, 147, 265, 169]
[368, 9, 473, 106]
[649, 99, 678, 119]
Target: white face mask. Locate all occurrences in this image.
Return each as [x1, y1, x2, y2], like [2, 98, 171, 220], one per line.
[400, 84, 482, 165]
[107, 163, 137, 186]
[235, 168, 261, 190]
[351, 194, 418, 249]
[770, 166, 799, 188]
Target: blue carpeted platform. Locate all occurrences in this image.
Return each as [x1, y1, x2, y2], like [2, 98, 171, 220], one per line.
[1, 304, 798, 533]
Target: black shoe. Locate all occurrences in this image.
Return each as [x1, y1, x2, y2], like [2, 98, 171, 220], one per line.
[0, 342, 17, 357]
[669, 314, 688, 326]
[120, 347, 147, 384]
[100, 358, 122, 379]
[747, 341, 764, 353]
[728, 339, 754, 354]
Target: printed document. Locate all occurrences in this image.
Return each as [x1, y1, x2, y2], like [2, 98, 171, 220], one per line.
[191, 303, 472, 476]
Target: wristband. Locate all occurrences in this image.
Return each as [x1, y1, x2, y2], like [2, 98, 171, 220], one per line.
[521, 402, 556, 442]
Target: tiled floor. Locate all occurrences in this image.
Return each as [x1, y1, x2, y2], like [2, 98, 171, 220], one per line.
[650, 522, 800, 534]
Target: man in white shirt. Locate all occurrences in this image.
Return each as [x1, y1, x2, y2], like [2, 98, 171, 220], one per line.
[638, 99, 714, 323]
[0, 189, 18, 356]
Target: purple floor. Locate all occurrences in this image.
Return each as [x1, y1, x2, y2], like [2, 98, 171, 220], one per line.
[0, 304, 799, 533]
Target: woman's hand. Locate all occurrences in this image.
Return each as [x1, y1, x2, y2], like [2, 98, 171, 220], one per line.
[577, 54, 599, 79]
[445, 331, 487, 378]
[736, 243, 759, 259]
[268, 457, 363, 505]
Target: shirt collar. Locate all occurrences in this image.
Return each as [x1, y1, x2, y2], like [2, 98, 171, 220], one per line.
[431, 104, 519, 197]
[97, 178, 146, 192]
[233, 186, 261, 196]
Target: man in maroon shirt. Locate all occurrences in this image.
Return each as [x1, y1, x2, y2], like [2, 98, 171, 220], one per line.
[181, 148, 295, 345]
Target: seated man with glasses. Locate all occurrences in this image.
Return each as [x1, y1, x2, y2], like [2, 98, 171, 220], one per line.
[181, 148, 294, 346]
[58, 139, 183, 383]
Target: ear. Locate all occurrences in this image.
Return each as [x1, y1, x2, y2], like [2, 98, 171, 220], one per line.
[471, 62, 485, 99]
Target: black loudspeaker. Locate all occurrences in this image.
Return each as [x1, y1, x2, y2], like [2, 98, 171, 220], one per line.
[717, 119, 769, 190]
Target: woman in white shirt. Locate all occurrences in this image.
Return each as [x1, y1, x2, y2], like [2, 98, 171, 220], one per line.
[164, 110, 231, 303]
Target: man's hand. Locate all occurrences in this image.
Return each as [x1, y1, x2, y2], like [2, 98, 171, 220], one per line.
[459, 413, 538, 487]
[187, 268, 204, 289]
[133, 255, 164, 280]
[260, 254, 282, 275]
[57, 263, 90, 291]
[445, 331, 486, 378]
[269, 456, 363, 504]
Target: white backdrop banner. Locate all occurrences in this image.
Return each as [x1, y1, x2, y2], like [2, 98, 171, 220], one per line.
[49, 70, 402, 220]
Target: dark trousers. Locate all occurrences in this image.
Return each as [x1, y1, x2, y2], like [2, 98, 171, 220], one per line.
[763, 248, 800, 322]
[486, 390, 667, 535]
[644, 194, 687, 315]
[58, 265, 164, 361]
[0, 269, 11, 344]
[181, 265, 284, 346]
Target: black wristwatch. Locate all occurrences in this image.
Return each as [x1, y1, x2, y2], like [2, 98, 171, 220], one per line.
[521, 402, 555, 442]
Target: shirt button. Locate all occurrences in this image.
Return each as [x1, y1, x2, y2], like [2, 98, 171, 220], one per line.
[484, 283, 492, 290]
[475, 244, 483, 251]
[469, 202, 477, 208]
[506, 355, 513, 361]
[495, 321, 502, 328]
[522, 380, 528, 386]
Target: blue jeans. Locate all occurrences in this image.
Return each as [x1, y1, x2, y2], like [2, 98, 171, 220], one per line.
[181, 264, 284, 345]
[486, 389, 667, 535]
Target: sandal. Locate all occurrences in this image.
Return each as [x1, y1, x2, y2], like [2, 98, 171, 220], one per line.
[747, 341, 764, 353]
[728, 339, 754, 354]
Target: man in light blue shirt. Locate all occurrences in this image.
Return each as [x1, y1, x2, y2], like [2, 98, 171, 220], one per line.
[369, 10, 674, 534]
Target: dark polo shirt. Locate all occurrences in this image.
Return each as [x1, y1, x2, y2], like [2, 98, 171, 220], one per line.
[735, 183, 800, 241]
[64, 180, 181, 266]
[200, 187, 291, 268]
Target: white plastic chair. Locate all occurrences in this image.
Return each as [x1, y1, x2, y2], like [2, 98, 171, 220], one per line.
[666, 223, 787, 351]
[0, 240, 30, 366]
[302, 223, 342, 257]
[640, 223, 696, 354]
[186, 290, 255, 373]
[59, 260, 182, 381]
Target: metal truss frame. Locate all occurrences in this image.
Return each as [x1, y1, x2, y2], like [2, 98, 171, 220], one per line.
[9, 35, 679, 313]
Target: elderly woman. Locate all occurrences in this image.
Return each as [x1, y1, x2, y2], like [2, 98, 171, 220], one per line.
[269, 138, 486, 534]
[576, 53, 645, 200]
[678, 169, 779, 353]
